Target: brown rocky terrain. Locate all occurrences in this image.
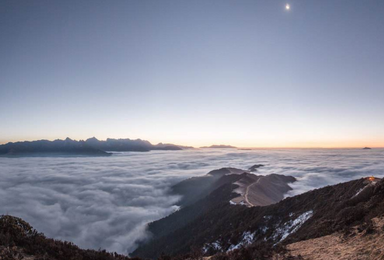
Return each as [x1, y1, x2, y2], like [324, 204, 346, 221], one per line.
[284, 217, 384, 260]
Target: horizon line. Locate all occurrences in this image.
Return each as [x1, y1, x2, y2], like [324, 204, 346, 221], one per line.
[0, 137, 382, 149]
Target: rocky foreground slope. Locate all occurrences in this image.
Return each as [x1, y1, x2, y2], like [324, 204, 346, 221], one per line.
[133, 171, 384, 259]
[285, 216, 384, 260]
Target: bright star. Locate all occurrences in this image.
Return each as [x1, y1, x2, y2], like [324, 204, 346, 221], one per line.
[286, 3, 290, 10]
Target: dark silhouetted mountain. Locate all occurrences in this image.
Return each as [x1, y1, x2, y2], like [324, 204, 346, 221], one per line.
[170, 168, 245, 207]
[133, 167, 296, 258]
[133, 175, 383, 259]
[153, 143, 187, 150]
[200, 145, 237, 149]
[363, 147, 372, 149]
[154, 143, 194, 150]
[85, 137, 153, 152]
[0, 137, 188, 156]
[0, 138, 110, 156]
[248, 164, 265, 172]
[84, 137, 184, 151]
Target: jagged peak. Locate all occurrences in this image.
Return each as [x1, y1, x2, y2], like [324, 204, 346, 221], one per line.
[86, 137, 99, 142]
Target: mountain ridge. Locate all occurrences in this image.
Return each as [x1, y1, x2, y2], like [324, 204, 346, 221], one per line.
[0, 137, 189, 156]
[133, 175, 383, 259]
[132, 167, 297, 258]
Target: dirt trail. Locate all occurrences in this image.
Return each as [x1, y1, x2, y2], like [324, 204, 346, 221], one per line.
[232, 173, 295, 207]
[244, 179, 260, 207]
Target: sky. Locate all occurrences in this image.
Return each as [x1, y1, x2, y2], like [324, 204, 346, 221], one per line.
[1, 0, 384, 148]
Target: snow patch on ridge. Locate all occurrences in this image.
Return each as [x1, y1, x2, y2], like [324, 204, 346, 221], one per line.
[227, 231, 255, 252]
[229, 200, 236, 205]
[354, 188, 364, 197]
[353, 179, 379, 198]
[229, 199, 247, 206]
[203, 240, 222, 253]
[273, 210, 313, 243]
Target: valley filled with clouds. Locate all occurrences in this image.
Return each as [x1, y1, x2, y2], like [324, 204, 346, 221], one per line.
[0, 148, 383, 254]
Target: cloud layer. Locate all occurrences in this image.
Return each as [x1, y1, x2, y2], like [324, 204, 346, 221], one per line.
[0, 148, 383, 254]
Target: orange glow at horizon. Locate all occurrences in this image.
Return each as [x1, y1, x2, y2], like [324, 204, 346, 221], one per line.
[1, 135, 384, 149]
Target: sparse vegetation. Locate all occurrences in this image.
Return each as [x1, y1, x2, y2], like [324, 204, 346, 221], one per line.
[134, 178, 384, 259]
[0, 215, 137, 260]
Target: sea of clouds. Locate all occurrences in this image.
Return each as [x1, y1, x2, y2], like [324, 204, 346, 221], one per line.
[0, 148, 383, 254]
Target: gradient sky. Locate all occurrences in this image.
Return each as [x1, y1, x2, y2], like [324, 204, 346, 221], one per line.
[1, 0, 384, 147]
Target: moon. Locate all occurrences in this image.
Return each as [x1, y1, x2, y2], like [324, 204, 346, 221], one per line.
[286, 3, 290, 10]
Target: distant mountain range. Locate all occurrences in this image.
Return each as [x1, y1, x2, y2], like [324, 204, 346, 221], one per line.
[1, 139, 372, 156]
[0, 138, 248, 156]
[200, 145, 237, 149]
[0, 137, 192, 156]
